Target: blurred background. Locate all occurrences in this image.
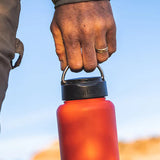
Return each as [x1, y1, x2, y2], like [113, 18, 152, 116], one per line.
[0, 0, 160, 160]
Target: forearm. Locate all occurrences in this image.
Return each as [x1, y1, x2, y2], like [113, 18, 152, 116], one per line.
[0, 0, 21, 110]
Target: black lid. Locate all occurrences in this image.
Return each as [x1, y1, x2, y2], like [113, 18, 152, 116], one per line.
[61, 66, 108, 101]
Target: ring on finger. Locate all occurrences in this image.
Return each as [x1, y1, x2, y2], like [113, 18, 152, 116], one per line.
[95, 46, 108, 54]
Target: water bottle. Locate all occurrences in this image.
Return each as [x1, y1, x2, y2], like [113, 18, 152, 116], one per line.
[57, 66, 119, 160]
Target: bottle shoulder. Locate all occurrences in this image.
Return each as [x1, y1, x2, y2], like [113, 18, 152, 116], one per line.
[57, 98, 114, 112]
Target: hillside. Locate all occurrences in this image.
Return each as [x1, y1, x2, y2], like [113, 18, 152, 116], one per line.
[32, 137, 160, 160]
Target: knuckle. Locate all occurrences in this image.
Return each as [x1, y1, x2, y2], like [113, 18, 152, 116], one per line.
[63, 29, 72, 36]
[50, 25, 57, 36]
[55, 45, 65, 55]
[63, 23, 77, 35]
[50, 21, 55, 33]
[64, 31, 78, 43]
[64, 36, 80, 49]
[56, 49, 63, 56]
[68, 40, 79, 49]
[107, 18, 116, 30]
[95, 18, 106, 31]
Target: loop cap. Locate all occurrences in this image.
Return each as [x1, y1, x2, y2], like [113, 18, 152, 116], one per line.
[61, 65, 108, 100]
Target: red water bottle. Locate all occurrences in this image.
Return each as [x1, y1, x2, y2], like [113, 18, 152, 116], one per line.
[57, 66, 119, 160]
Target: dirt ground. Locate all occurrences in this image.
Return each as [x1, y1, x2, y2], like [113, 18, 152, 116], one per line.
[119, 137, 160, 160]
[32, 137, 160, 160]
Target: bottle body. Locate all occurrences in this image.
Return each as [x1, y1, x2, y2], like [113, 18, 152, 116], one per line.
[57, 98, 119, 160]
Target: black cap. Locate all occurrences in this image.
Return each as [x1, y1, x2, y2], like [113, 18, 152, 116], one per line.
[61, 76, 108, 100]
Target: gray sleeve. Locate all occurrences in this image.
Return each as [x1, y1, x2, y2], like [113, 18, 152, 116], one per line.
[53, 0, 110, 8]
[0, 0, 21, 111]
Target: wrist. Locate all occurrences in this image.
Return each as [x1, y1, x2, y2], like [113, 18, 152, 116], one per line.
[52, 0, 110, 8]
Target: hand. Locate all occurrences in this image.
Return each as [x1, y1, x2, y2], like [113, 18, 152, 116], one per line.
[50, 0, 116, 72]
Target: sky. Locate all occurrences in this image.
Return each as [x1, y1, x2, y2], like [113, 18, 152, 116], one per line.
[0, 0, 160, 159]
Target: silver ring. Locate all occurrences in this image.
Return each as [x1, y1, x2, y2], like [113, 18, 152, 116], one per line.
[96, 47, 108, 54]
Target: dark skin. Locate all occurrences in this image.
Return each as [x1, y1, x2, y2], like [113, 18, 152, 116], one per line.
[51, 0, 116, 72]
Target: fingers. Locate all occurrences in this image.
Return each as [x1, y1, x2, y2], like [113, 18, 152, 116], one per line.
[51, 20, 83, 72]
[82, 40, 97, 72]
[50, 20, 67, 71]
[51, 19, 116, 72]
[95, 22, 116, 63]
[95, 33, 109, 63]
[64, 40, 83, 72]
[106, 24, 116, 57]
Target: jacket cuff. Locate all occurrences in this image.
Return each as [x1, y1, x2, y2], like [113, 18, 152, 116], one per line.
[52, 0, 110, 8]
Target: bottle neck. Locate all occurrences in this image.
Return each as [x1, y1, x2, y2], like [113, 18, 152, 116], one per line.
[64, 97, 106, 104]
